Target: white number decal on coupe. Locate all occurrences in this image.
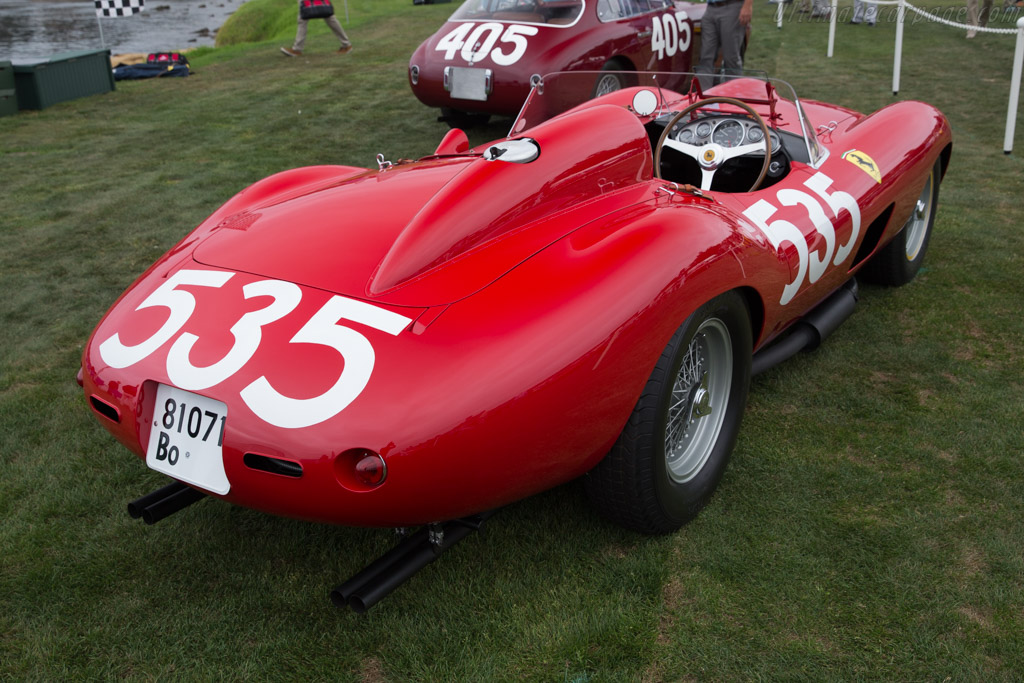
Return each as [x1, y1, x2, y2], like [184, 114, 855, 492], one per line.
[435, 22, 539, 65]
[98, 270, 412, 429]
[742, 171, 862, 305]
[651, 11, 691, 61]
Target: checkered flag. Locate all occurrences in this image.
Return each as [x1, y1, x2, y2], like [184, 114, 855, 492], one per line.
[95, 0, 145, 17]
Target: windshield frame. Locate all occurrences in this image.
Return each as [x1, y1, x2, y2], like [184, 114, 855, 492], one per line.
[509, 71, 828, 168]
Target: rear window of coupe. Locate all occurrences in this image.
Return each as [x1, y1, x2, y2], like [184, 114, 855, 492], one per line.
[450, 0, 585, 25]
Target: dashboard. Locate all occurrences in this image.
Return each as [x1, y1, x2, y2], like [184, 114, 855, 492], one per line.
[670, 114, 781, 154]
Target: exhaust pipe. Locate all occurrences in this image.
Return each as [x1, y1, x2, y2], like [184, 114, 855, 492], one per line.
[752, 278, 859, 376]
[333, 510, 496, 613]
[127, 481, 206, 525]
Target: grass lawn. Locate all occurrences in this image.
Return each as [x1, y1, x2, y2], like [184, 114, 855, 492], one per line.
[1, 0, 1022, 679]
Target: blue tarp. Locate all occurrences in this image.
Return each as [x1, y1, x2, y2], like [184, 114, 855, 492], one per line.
[113, 63, 189, 81]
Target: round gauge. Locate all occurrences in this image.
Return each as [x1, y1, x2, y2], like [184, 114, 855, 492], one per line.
[769, 131, 781, 154]
[678, 128, 695, 144]
[695, 121, 712, 138]
[712, 120, 745, 148]
[746, 125, 764, 143]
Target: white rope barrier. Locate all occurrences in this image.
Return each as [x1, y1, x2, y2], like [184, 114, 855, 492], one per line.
[903, 0, 1018, 32]
[800, 0, 1024, 152]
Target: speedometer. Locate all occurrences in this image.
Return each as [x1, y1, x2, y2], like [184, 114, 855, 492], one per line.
[712, 120, 744, 148]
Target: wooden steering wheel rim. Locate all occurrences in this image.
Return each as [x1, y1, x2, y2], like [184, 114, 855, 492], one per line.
[653, 95, 773, 193]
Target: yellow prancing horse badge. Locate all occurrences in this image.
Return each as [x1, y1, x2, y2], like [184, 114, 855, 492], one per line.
[841, 149, 881, 183]
[703, 148, 716, 162]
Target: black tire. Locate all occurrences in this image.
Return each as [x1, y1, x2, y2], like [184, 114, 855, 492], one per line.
[860, 159, 941, 286]
[592, 61, 630, 98]
[438, 107, 491, 130]
[585, 291, 752, 534]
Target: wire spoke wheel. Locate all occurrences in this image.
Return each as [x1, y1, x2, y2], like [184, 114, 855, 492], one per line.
[903, 168, 935, 262]
[860, 158, 942, 286]
[664, 319, 732, 484]
[593, 71, 626, 97]
[586, 292, 751, 534]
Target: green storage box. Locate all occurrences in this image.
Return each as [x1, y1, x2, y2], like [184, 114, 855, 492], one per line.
[13, 49, 114, 110]
[0, 60, 14, 90]
[0, 61, 15, 117]
[0, 89, 17, 117]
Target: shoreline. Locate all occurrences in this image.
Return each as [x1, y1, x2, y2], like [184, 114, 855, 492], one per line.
[0, 0, 243, 64]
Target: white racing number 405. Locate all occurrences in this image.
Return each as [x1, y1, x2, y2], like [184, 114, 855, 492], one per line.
[435, 22, 539, 65]
[651, 12, 691, 61]
[98, 270, 411, 429]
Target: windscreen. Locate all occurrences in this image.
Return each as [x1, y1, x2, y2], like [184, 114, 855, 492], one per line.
[509, 71, 826, 167]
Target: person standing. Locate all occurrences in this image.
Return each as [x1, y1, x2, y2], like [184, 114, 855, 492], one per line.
[281, 0, 353, 57]
[696, 0, 752, 89]
[965, 0, 993, 38]
[850, 0, 877, 24]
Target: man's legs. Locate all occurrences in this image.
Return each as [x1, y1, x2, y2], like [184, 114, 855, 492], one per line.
[325, 15, 352, 49]
[293, 17, 309, 51]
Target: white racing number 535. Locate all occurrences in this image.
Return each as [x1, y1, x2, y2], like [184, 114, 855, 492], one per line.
[742, 171, 862, 305]
[98, 270, 412, 429]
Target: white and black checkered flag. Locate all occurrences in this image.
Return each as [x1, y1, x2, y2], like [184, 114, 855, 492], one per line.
[95, 0, 145, 17]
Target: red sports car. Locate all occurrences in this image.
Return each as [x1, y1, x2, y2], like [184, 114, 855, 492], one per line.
[409, 0, 704, 126]
[81, 71, 950, 610]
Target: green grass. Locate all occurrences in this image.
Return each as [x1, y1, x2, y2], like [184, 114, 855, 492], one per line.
[2, 0, 1023, 679]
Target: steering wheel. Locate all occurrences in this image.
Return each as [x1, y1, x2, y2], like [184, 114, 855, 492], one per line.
[654, 96, 773, 193]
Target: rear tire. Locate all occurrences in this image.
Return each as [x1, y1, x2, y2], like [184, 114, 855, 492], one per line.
[861, 159, 940, 286]
[592, 62, 630, 97]
[585, 292, 752, 534]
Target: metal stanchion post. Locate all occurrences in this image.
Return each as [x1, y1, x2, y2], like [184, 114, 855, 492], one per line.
[1004, 17, 1024, 154]
[892, 0, 905, 94]
[827, 0, 838, 57]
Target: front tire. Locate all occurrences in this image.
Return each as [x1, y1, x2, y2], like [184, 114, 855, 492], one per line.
[586, 292, 752, 534]
[861, 159, 941, 286]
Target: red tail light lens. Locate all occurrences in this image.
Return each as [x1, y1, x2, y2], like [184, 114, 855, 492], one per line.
[354, 452, 387, 486]
[334, 448, 387, 491]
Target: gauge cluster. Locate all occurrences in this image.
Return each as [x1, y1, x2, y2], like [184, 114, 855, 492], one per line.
[671, 115, 781, 154]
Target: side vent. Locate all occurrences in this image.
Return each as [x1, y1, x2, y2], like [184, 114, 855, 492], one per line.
[852, 204, 895, 268]
[89, 396, 121, 423]
[243, 453, 303, 478]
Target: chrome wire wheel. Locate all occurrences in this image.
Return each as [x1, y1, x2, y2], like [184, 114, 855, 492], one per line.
[585, 291, 751, 534]
[594, 72, 624, 97]
[665, 318, 733, 484]
[904, 168, 935, 261]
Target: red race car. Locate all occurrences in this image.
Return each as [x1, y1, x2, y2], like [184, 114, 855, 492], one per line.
[81, 71, 950, 611]
[409, 0, 705, 126]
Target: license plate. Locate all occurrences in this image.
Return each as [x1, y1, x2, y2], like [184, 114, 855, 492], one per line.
[145, 384, 230, 495]
[450, 67, 489, 101]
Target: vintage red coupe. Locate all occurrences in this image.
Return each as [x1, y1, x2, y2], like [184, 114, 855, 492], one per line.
[408, 0, 708, 126]
[81, 71, 950, 610]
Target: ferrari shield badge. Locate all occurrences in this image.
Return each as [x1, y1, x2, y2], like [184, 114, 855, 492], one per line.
[841, 149, 882, 184]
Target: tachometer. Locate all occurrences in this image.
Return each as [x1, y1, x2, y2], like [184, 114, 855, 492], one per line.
[712, 120, 744, 148]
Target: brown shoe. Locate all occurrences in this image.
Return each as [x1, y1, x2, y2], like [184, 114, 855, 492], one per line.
[280, 47, 302, 57]
[337, 45, 353, 55]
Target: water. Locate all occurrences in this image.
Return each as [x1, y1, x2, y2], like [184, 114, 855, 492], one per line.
[0, 0, 246, 64]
